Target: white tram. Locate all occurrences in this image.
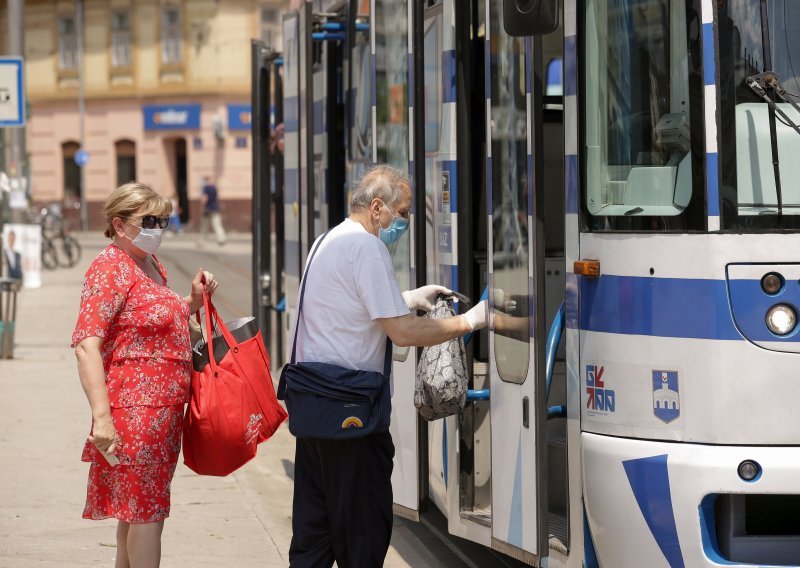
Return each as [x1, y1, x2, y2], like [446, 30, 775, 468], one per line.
[250, 0, 800, 565]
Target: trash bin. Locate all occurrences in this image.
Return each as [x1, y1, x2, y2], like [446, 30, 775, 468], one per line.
[0, 278, 21, 359]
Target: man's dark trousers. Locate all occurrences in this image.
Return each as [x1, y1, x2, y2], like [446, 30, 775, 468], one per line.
[289, 431, 395, 567]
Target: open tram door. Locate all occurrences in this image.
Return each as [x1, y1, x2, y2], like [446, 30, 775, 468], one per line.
[281, 2, 348, 360]
[407, 0, 499, 549]
[488, 0, 569, 565]
[251, 41, 285, 368]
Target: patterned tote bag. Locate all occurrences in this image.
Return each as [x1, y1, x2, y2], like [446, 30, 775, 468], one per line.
[414, 296, 469, 420]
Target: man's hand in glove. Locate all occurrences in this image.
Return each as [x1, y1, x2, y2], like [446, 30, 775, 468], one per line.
[402, 284, 452, 313]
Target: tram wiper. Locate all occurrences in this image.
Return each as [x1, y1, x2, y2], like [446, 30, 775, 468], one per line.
[747, 72, 800, 138]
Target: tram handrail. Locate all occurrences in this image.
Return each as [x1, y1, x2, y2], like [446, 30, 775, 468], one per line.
[322, 22, 369, 32]
[546, 302, 566, 401]
[312, 32, 345, 41]
[466, 389, 489, 401]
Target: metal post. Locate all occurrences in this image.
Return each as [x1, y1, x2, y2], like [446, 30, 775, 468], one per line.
[77, 0, 88, 231]
[7, 0, 24, 184]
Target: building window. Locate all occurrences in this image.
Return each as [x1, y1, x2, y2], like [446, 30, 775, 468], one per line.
[161, 7, 182, 65]
[260, 7, 281, 50]
[111, 11, 132, 68]
[59, 16, 78, 70]
[115, 140, 136, 186]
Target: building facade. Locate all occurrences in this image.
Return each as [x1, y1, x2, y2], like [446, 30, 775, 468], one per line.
[6, 0, 285, 231]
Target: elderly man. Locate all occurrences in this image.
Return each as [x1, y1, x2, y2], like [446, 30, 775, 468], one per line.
[289, 164, 487, 567]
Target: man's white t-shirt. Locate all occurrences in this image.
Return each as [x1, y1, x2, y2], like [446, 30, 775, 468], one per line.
[294, 218, 409, 373]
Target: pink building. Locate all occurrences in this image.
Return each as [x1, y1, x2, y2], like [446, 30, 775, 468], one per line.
[15, 0, 286, 231]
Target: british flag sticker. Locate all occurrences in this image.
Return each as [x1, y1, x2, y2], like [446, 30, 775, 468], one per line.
[652, 370, 680, 423]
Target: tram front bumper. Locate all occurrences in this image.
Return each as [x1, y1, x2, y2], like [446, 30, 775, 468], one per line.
[582, 432, 800, 567]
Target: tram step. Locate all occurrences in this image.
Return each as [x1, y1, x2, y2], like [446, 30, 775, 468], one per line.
[548, 512, 569, 554]
[459, 508, 492, 528]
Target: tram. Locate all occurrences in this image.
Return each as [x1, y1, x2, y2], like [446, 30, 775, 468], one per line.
[250, 0, 800, 565]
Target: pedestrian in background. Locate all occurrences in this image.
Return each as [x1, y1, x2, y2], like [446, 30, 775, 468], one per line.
[288, 165, 488, 567]
[3, 230, 22, 280]
[167, 196, 183, 235]
[198, 175, 227, 246]
[72, 182, 219, 567]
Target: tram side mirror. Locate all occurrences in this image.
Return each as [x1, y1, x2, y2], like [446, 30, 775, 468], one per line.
[503, 0, 559, 36]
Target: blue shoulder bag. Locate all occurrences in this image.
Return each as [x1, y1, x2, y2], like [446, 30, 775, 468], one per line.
[277, 231, 392, 439]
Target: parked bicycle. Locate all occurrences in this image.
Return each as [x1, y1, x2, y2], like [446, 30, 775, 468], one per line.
[35, 204, 81, 270]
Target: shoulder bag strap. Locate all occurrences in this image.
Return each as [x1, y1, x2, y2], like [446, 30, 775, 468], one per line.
[383, 338, 393, 377]
[290, 230, 331, 364]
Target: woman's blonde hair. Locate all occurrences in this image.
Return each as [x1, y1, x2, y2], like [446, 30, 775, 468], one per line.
[103, 182, 172, 238]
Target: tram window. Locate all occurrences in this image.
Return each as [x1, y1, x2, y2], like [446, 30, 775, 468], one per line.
[376, 0, 412, 361]
[424, 12, 443, 153]
[583, 0, 705, 230]
[349, 30, 372, 163]
[490, 1, 530, 384]
[718, 0, 800, 229]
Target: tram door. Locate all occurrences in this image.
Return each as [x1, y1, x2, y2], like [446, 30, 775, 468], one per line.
[282, 2, 348, 360]
[250, 42, 285, 369]
[371, 0, 421, 520]
[282, 10, 302, 362]
[409, 0, 494, 545]
[486, 2, 547, 562]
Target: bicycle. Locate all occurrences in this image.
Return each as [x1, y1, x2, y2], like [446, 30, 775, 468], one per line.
[36, 204, 82, 270]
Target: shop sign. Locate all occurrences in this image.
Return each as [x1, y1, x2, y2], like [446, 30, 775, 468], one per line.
[227, 103, 252, 130]
[144, 104, 201, 130]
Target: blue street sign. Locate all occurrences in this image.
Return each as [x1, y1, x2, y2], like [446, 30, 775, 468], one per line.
[0, 57, 25, 127]
[74, 149, 90, 167]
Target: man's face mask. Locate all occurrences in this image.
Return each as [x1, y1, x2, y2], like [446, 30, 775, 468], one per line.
[378, 202, 409, 245]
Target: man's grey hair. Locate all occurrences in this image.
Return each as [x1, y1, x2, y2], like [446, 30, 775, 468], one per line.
[350, 164, 410, 210]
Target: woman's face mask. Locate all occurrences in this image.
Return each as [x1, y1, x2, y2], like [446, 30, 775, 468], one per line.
[378, 202, 409, 245]
[125, 222, 164, 254]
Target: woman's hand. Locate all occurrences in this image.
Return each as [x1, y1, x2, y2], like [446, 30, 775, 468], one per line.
[186, 267, 219, 313]
[89, 414, 117, 455]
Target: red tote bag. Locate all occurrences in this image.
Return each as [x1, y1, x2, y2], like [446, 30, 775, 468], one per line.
[183, 291, 287, 476]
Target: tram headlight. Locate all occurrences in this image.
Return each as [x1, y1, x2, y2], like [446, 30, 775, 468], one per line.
[766, 304, 796, 335]
[737, 460, 761, 482]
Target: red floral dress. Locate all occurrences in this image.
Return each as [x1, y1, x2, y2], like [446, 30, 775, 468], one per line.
[72, 244, 192, 524]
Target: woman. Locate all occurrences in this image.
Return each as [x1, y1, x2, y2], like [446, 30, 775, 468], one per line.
[72, 182, 219, 567]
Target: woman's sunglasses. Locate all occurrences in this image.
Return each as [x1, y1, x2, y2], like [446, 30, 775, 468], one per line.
[136, 215, 170, 230]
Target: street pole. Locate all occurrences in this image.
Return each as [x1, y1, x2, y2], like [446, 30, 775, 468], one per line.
[7, 0, 24, 184]
[77, 0, 88, 231]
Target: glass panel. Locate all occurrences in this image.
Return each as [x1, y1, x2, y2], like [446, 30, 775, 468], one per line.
[376, 0, 411, 360]
[423, 5, 448, 289]
[349, 28, 372, 163]
[719, 0, 800, 228]
[423, 15, 442, 153]
[583, 0, 704, 228]
[490, 3, 530, 384]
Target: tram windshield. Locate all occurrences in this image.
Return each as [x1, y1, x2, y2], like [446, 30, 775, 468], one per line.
[718, 0, 800, 229]
[583, 0, 705, 230]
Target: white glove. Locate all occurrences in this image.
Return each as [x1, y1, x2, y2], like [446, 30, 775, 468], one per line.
[402, 284, 452, 313]
[462, 300, 489, 332]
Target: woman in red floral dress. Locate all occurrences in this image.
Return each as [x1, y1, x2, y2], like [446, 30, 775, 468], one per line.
[72, 182, 219, 567]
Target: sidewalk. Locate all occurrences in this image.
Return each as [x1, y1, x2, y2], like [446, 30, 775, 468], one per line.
[0, 234, 463, 567]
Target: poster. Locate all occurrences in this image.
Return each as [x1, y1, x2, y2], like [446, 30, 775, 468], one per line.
[3, 224, 41, 289]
